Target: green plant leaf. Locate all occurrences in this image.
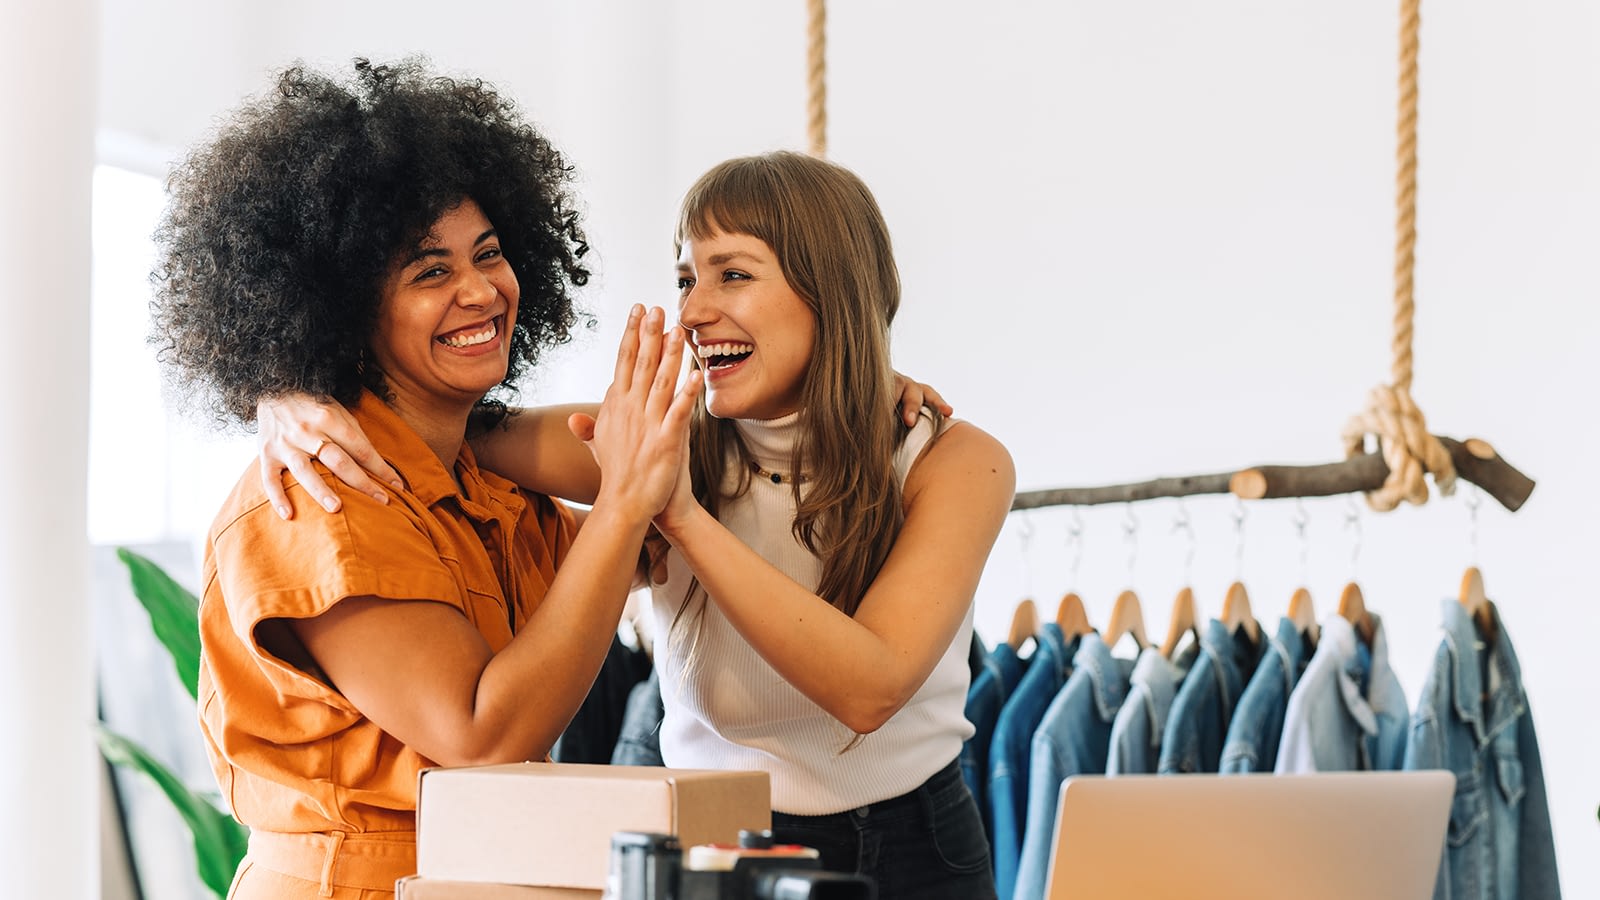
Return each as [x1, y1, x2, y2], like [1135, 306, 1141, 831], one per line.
[116, 547, 202, 700]
[96, 723, 247, 899]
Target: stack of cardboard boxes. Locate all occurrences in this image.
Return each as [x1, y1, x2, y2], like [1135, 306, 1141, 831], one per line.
[396, 763, 771, 898]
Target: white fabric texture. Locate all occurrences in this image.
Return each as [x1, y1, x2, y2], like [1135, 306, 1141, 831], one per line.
[650, 411, 975, 814]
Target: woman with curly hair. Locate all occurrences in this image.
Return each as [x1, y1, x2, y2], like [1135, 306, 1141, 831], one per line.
[266, 151, 1012, 900]
[150, 58, 698, 899]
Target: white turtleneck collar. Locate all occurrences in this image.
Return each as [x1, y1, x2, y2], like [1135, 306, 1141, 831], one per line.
[731, 411, 807, 475]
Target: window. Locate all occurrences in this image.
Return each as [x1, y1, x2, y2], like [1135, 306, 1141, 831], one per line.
[89, 162, 255, 547]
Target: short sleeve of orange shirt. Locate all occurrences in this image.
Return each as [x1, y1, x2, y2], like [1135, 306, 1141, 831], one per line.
[196, 392, 576, 836]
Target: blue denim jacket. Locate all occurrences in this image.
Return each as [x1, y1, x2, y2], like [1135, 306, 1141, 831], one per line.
[1219, 616, 1313, 774]
[963, 642, 1026, 847]
[1276, 613, 1408, 772]
[988, 624, 1073, 900]
[1107, 643, 1196, 775]
[1404, 600, 1560, 900]
[993, 640, 1027, 697]
[1158, 618, 1264, 774]
[1013, 635, 1133, 900]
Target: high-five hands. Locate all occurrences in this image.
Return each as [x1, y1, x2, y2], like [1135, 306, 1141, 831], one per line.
[567, 305, 702, 522]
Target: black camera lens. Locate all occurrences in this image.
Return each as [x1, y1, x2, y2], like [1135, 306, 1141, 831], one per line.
[609, 831, 680, 900]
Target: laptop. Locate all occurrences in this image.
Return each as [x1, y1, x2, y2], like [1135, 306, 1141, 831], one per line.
[1043, 771, 1455, 900]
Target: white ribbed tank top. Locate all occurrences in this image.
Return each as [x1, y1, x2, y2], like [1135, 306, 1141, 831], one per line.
[649, 411, 976, 814]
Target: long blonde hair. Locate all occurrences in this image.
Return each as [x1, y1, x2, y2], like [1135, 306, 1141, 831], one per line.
[673, 151, 940, 621]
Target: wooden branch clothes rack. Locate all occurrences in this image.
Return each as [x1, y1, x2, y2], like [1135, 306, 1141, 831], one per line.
[1012, 435, 1536, 513]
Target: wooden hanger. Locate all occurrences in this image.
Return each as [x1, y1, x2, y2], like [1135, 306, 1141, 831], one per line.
[1338, 581, 1375, 646]
[1007, 598, 1039, 648]
[1159, 586, 1198, 659]
[1055, 591, 1094, 641]
[1220, 581, 1260, 643]
[1287, 587, 1319, 644]
[1104, 589, 1148, 652]
[1458, 566, 1497, 650]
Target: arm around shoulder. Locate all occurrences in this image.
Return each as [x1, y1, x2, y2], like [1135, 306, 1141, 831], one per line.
[471, 404, 603, 504]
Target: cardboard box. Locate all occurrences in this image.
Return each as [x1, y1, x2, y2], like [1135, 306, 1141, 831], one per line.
[395, 876, 601, 899]
[417, 762, 770, 890]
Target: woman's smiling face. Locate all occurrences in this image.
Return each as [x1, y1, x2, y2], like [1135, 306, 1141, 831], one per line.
[370, 198, 519, 415]
[675, 229, 818, 421]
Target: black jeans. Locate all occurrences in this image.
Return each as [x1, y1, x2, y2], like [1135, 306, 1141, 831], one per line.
[770, 757, 997, 900]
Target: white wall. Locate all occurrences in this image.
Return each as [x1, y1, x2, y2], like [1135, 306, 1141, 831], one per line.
[93, 0, 1598, 894]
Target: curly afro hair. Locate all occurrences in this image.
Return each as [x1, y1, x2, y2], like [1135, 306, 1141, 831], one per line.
[150, 57, 592, 429]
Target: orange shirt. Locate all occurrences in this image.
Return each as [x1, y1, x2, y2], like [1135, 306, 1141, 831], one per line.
[197, 390, 575, 838]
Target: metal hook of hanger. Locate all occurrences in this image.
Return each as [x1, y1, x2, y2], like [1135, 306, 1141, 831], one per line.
[1232, 497, 1248, 582]
[1124, 503, 1140, 587]
[1172, 498, 1197, 586]
[1343, 494, 1363, 582]
[1466, 484, 1482, 567]
[1066, 506, 1086, 590]
[1293, 498, 1311, 588]
[1018, 512, 1036, 599]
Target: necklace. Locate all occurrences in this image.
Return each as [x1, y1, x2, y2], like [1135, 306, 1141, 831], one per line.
[750, 460, 809, 485]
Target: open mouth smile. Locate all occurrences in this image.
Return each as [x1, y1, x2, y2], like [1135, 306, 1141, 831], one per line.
[438, 316, 503, 349]
[697, 341, 754, 370]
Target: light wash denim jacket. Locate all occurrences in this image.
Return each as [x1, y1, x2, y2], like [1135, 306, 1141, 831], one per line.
[988, 624, 1074, 900]
[1012, 635, 1133, 900]
[1107, 643, 1196, 775]
[1219, 616, 1313, 774]
[1405, 599, 1560, 900]
[1159, 618, 1265, 774]
[1276, 612, 1407, 773]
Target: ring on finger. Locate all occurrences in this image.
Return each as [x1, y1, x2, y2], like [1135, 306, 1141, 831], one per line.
[312, 439, 330, 460]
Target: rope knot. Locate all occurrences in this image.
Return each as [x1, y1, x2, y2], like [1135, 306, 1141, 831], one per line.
[1341, 384, 1457, 512]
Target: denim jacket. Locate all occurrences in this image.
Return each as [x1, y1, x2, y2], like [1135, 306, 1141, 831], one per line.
[1276, 612, 1408, 773]
[1107, 643, 1196, 775]
[963, 641, 1026, 847]
[1013, 635, 1133, 900]
[1219, 616, 1313, 774]
[988, 624, 1074, 900]
[1404, 599, 1560, 900]
[1158, 618, 1265, 774]
[993, 639, 1027, 697]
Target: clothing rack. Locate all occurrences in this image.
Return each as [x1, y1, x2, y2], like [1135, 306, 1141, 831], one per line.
[1011, 435, 1535, 512]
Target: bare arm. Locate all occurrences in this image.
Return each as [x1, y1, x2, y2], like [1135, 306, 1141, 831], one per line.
[287, 307, 700, 765]
[471, 404, 602, 505]
[652, 421, 1014, 734]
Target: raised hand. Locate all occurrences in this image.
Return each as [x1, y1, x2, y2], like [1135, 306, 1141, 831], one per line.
[568, 305, 701, 523]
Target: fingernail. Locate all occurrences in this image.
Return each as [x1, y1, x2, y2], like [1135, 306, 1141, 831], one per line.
[372, 491, 389, 505]
[322, 496, 340, 512]
[390, 479, 405, 491]
[277, 505, 292, 520]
